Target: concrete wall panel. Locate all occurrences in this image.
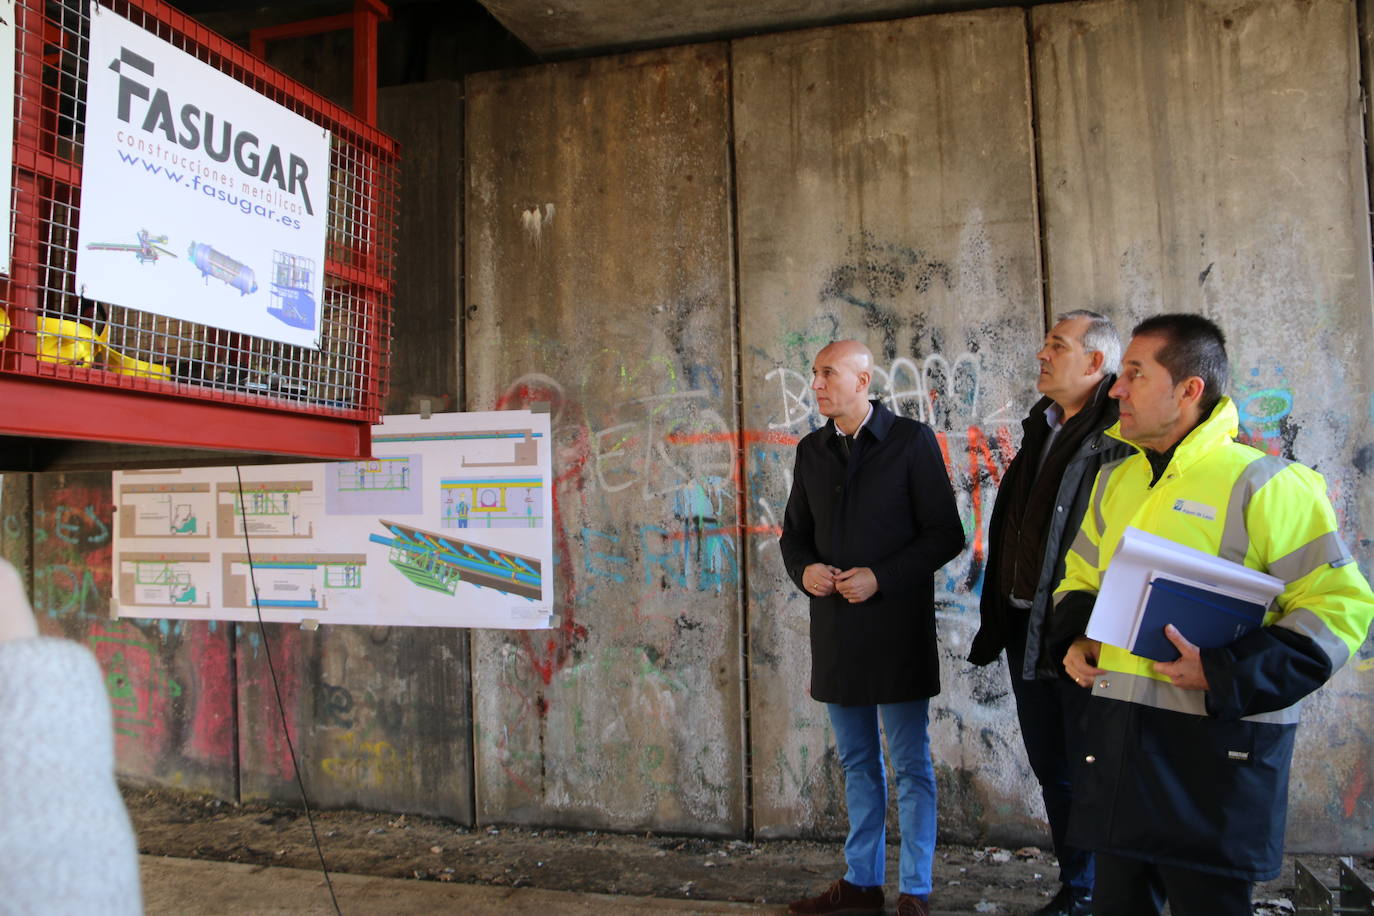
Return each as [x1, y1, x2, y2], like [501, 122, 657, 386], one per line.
[236, 624, 473, 820]
[1034, 0, 1374, 850]
[464, 45, 744, 833]
[734, 9, 1047, 843]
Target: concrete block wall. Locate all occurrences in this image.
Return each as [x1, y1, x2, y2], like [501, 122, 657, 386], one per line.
[3, 0, 1371, 851]
[733, 8, 1047, 843]
[464, 44, 746, 834]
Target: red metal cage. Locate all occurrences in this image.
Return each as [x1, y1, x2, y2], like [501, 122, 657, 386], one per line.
[0, 0, 397, 470]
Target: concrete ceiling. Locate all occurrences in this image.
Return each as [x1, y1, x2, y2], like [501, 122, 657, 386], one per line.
[475, 0, 1036, 58]
[165, 0, 1058, 63]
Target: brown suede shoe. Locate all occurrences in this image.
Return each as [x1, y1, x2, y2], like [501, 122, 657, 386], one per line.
[896, 893, 930, 916]
[787, 878, 884, 915]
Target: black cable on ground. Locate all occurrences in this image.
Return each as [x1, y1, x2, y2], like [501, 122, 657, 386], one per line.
[235, 466, 342, 916]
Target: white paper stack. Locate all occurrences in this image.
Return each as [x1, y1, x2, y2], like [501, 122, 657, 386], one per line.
[1087, 527, 1284, 655]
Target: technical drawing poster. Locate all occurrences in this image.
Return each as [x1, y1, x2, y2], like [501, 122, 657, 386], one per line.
[111, 410, 554, 629]
[75, 4, 329, 349]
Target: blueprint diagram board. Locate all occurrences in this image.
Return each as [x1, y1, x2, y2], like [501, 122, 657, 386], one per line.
[111, 410, 554, 628]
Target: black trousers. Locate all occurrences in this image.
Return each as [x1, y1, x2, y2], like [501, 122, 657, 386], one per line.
[1093, 852, 1251, 916]
[1005, 638, 1094, 891]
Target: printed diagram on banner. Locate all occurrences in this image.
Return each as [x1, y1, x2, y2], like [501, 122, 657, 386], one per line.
[74, 3, 329, 349]
[111, 411, 554, 629]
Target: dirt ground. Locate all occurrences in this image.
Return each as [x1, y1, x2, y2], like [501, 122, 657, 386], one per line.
[125, 786, 1370, 913]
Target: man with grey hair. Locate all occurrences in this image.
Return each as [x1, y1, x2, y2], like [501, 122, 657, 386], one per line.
[969, 309, 1128, 916]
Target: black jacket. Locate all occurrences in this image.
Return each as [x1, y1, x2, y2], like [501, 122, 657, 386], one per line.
[779, 400, 965, 705]
[968, 379, 1129, 678]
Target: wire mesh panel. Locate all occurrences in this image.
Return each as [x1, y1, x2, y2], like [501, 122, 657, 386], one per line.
[0, 0, 396, 463]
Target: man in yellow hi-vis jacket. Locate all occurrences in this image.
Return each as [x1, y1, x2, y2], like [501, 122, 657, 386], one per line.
[1051, 314, 1373, 916]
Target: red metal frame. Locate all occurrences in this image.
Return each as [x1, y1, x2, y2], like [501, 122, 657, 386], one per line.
[2, 375, 370, 460]
[249, 0, 391, 125]
[0, 0, 398, 467]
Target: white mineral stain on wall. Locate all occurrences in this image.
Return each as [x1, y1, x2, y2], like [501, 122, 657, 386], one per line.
[521, 203, 556, 246]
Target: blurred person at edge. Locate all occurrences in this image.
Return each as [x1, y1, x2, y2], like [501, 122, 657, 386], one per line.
[0, 557, 143, 915]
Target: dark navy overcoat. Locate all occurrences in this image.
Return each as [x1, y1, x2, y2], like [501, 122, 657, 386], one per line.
[780, 400, 965, 705]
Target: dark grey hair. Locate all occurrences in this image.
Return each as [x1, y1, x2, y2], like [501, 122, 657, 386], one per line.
[1132, 313, 1229, 418]
[1055, 309, 1121, 376]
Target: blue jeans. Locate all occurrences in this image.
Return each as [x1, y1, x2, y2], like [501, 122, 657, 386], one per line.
[1005, 638, 1094, 891]
[826, 699, 936, 896]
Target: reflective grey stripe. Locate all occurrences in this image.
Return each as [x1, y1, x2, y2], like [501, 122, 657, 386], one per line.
[1093, 669, 1206, 716]
[1218, 455, 1289, 564]
[1267, 530, 1352, 584]
[1091, 459, 1126, 539]
[1239, 703, 1302, 725]
[1069, 526, 1099, 570]
[1093, 669, 1302, 724]
[1071, 459, 1125, 571]
[1274, 606, 1351, 671]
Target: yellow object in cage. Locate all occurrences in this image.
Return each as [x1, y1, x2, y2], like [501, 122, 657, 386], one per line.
[0, 306, 10, 344]
[103, 345, 172, 380]
[37, 316, 99, 366]
[36, 315, 170, 379]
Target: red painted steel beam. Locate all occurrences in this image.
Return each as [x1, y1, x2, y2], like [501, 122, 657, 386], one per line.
[10, 147, 80, 185]
[1, 375, 371, 461]
[353, 0, 389, 124]
[9, 0, 47, 370]
[249, 13, 353, 55]
[114, 0, 396, 149]
[248, 0, 391, 125]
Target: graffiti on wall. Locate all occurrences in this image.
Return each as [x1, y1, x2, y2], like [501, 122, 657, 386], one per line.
[27, 495, 113, 620]
[757, 350, 1018, 602]
[16, 478, 237, 780]
[739, 230, 1045, 836]
[483, 337, 745, 821]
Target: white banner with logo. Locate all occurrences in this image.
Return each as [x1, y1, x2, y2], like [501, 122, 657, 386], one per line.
[76, 3, 330, 349]
[0, 0, 15, 276]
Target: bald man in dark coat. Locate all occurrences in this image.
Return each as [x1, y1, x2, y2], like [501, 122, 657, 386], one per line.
[781, 339, 964, 916]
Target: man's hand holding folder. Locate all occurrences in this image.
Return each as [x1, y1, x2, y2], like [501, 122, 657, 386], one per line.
[1153, 624, 1209, 690]
[1082, 527, 1284, 681]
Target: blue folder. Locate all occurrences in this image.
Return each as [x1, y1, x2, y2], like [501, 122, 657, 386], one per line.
[1132, 576, 1268, 662]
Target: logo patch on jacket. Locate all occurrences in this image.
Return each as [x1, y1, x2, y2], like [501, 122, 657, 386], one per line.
[1172, 498, 1217, 521]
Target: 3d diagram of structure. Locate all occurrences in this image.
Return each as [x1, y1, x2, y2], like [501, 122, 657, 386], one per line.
[440, 476, 543, 528]
[217, 481, 315, 538]
[119, 482, 212, 538]
[337, 456, 413, 493]
[188, 241, 258, 294]
[268, 250, 316, 329]
[370, 520, 542, 601]
[87, 228, 177, 264]
[222, 553, 366, 610]
[118, 552, 213, 608]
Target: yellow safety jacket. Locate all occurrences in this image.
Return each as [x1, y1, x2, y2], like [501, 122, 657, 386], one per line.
[1053, 397, 1374, 880]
